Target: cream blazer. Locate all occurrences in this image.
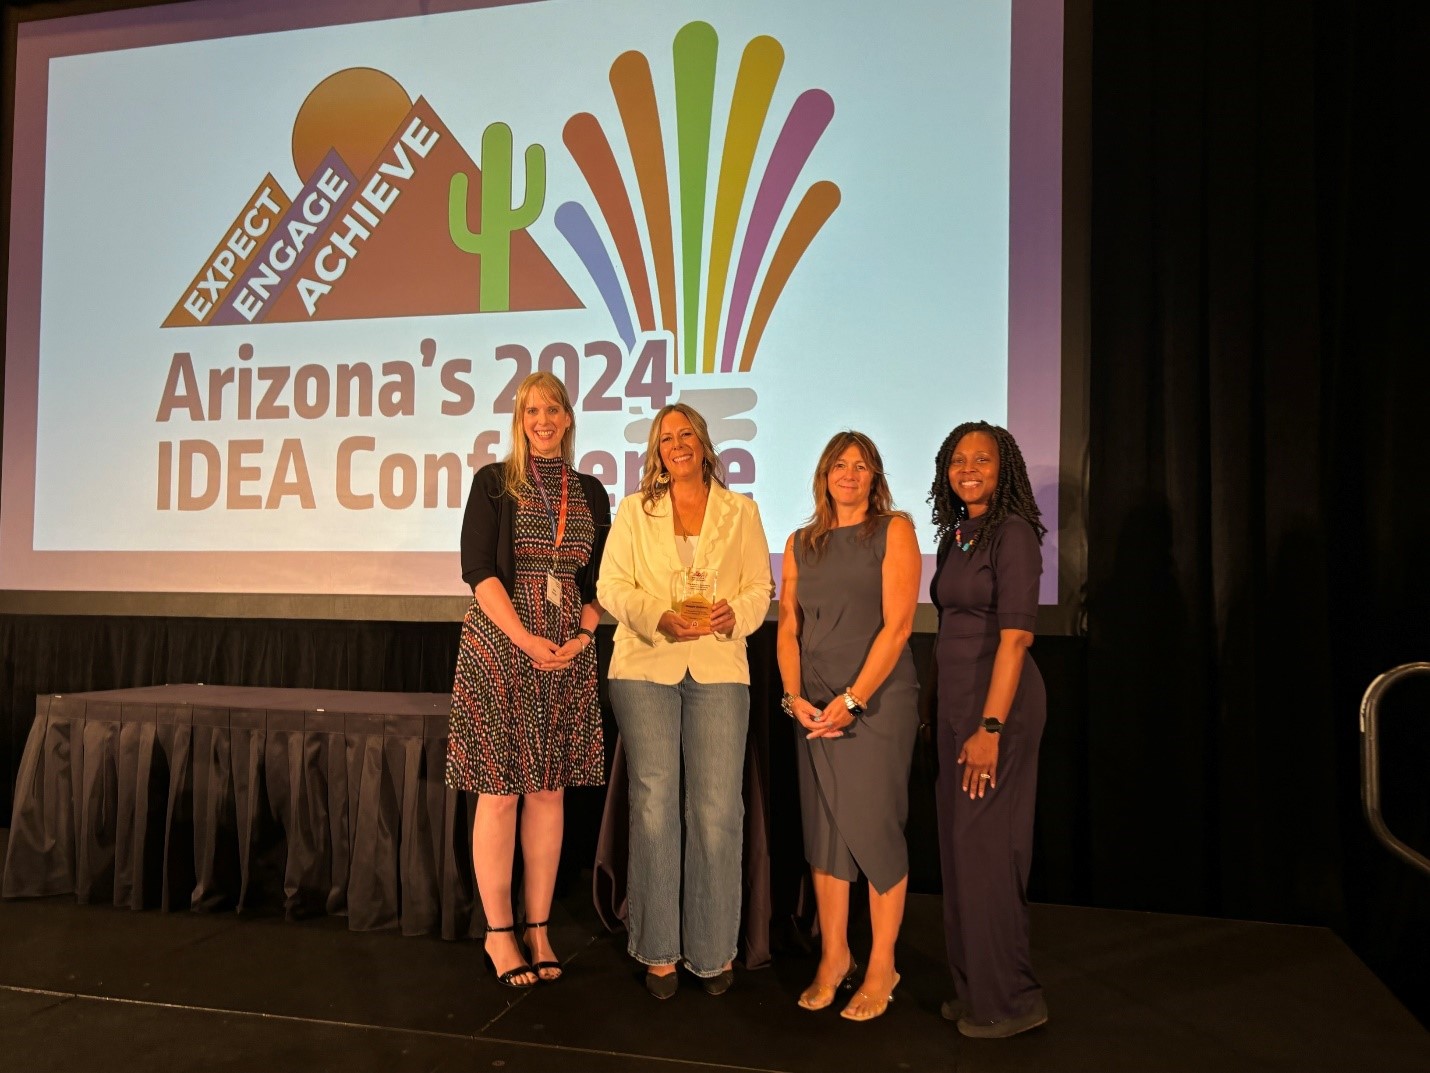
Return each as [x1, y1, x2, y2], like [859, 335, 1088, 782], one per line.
[598, 482, 773, 685]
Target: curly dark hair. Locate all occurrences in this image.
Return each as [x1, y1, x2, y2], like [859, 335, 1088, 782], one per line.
[928, 421, 1046, 546]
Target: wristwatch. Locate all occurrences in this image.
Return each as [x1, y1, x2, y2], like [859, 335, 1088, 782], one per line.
[843, 689, 865, 716]
[981, 716, 1005, 734]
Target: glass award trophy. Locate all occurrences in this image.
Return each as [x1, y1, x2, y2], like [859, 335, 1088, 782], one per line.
[674, 567, 717, 629]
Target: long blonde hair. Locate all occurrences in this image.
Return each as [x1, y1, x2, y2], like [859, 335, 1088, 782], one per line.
[638, 403, 725, 512]
[798, 430, 908, 559]
[502, 372, 576, 498]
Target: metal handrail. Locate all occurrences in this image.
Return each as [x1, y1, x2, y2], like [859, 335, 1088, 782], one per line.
[1360, 662, 1430, 878]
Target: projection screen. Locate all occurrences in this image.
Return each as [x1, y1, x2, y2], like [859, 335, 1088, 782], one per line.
[1, 0, 1075, 623]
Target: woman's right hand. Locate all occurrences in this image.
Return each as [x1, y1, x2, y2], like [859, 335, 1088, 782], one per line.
[657, 611, 710, 642]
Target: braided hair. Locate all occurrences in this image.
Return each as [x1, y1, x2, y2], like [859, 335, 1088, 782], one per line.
[928, 421, 1046, 546]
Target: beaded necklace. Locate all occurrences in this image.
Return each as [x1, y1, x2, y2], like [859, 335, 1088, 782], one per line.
[954, 512, 983, 553]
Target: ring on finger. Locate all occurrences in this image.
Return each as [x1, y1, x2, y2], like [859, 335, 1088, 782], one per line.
[978, 773, 991, 780]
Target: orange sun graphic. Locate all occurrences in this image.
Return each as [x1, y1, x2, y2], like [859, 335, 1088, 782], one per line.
[291, 67, 414, 181]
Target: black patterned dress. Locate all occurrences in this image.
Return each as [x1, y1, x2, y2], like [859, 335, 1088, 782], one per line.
[446, 457, 604, 795]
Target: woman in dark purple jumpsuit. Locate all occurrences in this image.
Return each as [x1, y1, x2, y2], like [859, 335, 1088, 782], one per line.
[928, 421, 1049, 1039]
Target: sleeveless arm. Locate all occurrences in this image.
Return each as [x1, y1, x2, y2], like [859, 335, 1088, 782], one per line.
[776, 531, 804, 696]
[847, 516, 921, 705]
[718, 500, 774, 641]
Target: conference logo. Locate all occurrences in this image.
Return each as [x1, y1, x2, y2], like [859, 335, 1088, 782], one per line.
[156, 22, 837, 512]
[163, 22, 838, 356]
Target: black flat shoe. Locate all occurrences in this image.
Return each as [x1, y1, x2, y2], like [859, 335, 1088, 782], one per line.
[956, 995, 1049, 1038]
[483, 924, 537, 989]
[701, 967, 735, 996]
[523, 920, 562, 982]
[645, 969, 679, 1000]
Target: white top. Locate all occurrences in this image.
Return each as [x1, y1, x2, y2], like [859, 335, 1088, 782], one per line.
[676, 534, 698, 569]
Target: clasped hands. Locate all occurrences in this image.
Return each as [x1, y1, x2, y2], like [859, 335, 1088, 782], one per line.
[788, 695, 854, 739]
[656, 599, 736, 642]
[518, 631, 588, 672]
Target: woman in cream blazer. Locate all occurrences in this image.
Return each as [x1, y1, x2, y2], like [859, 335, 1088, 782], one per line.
[597, 403, 772, 1000]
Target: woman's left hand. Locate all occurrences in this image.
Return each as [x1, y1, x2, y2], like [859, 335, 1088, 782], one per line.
[805, 696, 855, 739]
[709, 599, 736, 637]
[957, 730, 1000, 798]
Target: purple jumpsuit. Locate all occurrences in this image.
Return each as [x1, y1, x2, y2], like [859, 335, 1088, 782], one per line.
[931, 511, 1046, 1023]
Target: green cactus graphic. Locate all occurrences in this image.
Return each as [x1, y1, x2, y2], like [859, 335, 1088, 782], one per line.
[448, 122, 546, 312]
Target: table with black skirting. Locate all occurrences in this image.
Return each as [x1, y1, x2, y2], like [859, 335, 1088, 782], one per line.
[2, 682, 778, 967]
[0, 684, 489, 937]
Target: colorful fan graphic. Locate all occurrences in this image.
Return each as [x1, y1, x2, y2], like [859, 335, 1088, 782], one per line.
[558, 21, 840, 373]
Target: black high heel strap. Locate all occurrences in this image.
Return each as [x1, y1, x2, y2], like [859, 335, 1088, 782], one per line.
[521, 920, 562, 979]
[483, 925, 536, 988]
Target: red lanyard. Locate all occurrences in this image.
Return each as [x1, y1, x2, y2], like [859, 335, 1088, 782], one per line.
[528, 460, 569, 549]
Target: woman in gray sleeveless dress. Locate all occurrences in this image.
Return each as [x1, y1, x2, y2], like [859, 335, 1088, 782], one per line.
[776, 431, 921, 1022]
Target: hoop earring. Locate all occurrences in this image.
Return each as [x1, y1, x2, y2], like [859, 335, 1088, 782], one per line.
[655, 470, 670, 487]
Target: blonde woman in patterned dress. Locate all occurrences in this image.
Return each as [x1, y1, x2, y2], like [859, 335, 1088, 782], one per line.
[446, 372, 610, 988]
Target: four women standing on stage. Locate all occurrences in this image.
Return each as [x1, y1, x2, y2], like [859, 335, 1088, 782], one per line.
[446, 389, 1047, 1036]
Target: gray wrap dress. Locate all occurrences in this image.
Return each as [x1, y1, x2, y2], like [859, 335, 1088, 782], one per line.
[793, 517, 919, 893]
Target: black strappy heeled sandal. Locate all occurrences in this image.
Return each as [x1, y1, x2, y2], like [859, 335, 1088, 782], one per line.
[483, 924, 537, 989]
[523, 920, 563, 982]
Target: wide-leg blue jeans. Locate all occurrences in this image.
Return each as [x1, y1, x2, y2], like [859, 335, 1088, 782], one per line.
[609, 673, 749, 977]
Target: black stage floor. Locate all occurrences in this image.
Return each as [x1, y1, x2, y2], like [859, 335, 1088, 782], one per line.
[1, 834, 1426, 1073]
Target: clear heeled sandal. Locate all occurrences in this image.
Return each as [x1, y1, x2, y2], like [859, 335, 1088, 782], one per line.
[796, 958, 859, 1011]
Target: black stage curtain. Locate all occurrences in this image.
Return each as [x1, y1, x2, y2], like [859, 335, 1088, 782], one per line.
[1088, 0, 1430, 1019]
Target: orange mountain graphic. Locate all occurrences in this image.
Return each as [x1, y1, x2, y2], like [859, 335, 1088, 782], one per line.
[165, 69, 581, 326]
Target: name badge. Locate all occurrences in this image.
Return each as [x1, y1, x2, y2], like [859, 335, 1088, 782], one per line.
[546, 571, 562, 606]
